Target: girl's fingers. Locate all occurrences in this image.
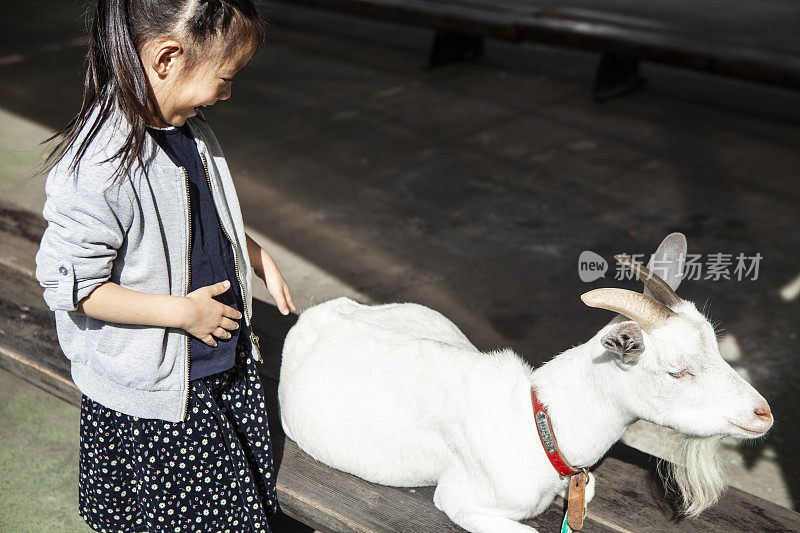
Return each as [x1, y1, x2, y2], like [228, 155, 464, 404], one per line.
[270, 287, 289, 315]
[221, 317, 239, 331]
[223, 305, 243, 320]
[284, 285, 296, 312]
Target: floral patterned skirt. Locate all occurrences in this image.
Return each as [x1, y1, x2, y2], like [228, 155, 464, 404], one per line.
[78, 342, 279, 532]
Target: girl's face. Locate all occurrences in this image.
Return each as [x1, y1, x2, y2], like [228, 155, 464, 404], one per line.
[141, 38, 255, 127]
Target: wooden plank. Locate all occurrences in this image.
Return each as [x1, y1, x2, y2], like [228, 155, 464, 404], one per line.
[277, 0, 526, 41]
[2, 201, 799, 532]
[517, 14, 800, 90]
[590, 445, 800, 532]
[536, 7, 800, 54]
[275, 434, 620, 532]
[277, 436, 467, 532]
[273, 0, 800, 89]
[0, 261, 76, 406]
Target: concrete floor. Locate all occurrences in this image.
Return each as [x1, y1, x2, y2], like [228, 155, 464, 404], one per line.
[0, 364, 315, 532]
[1, 0, 799, 528]
[0, 366, 86, 532]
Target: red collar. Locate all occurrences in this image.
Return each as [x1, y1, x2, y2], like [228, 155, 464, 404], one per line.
[530, 388, 584, 477]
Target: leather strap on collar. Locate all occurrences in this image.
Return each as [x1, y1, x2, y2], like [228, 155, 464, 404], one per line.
[531, 387, 582, 477]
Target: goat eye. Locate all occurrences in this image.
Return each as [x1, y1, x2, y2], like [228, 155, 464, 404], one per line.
[668, 369, 692, 379]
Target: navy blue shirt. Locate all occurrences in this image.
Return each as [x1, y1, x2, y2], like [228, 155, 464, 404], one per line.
[147, 123, 246, 381]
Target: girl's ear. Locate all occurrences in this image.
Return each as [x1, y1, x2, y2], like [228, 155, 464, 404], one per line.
[150, 40, 183, 78]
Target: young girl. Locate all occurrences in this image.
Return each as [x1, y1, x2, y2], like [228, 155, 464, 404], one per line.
[33, 1, 296, 531]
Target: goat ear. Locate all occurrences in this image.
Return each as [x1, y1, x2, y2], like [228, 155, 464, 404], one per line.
[645, 232, 687, 296]
[607, 233, 687, 326]
[600, 321, 645, 365]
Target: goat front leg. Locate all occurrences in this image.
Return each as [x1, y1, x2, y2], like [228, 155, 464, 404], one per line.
[445, 506, 540, 533]
[434, 479, 539, 533]
[586, 473, 596, 503]
[557, 473, 596, 503]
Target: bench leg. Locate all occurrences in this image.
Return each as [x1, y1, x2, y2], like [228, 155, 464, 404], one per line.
[593, 53, 645, 102]
[429, 31, 484, 68]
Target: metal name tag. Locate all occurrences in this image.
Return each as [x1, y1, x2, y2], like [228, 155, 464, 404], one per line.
[536, 411, 557, 454]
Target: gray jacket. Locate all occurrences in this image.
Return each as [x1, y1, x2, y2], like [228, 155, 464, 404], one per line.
[35, 103, 261, 422]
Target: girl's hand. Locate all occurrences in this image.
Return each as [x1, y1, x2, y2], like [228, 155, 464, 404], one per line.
[182, 280, 242, 347]
[260, 250, 296, 316]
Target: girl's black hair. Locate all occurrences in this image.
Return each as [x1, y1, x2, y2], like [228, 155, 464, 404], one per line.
[32, 0, 268, 185]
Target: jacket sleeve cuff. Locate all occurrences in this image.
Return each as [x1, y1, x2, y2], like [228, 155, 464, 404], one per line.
[42, 261, 77, 312]
[42, 261, 107, 313]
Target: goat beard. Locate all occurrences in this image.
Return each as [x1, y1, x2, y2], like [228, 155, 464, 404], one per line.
[657, 433, 727, 517]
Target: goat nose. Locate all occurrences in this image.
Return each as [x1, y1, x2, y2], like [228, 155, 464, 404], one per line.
[754, 404, 772, 422]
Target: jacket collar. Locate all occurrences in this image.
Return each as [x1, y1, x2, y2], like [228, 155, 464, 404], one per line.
[99, 101, 209, 175]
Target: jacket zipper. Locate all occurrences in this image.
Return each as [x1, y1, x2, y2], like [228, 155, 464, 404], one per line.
[200, 153, 262, 364]
[181, 166, 192, 421]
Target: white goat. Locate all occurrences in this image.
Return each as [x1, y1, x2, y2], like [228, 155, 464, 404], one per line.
[278, 235, 773, 533]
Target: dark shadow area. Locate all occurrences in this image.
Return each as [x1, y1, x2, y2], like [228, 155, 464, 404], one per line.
[249, 299, 308, 531]
[250, 297, 296, 467]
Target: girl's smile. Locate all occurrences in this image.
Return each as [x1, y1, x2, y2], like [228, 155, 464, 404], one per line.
[141, 38, 255, 128]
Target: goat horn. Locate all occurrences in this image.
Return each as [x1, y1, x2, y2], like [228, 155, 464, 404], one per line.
[614, 254, 682, 309]
[581, 288, 675, 333]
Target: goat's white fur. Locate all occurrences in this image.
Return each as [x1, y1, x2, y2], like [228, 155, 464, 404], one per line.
[278, 241, 772, 532]
[659, 434, 727, 517]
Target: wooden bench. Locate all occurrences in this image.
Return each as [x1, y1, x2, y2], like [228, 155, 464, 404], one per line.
[272, 0, 800, 100]
[2, 198, 799, 532]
